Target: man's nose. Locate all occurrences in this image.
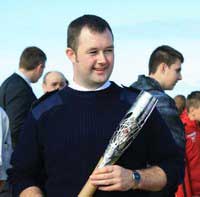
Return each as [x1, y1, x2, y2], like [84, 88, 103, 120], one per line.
[97, 52, 107, 64]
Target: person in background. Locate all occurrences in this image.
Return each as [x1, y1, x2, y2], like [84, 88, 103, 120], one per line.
[176, 91, 200, 197]
[0, 46, 46, 148]
[131, 45, 185, 196]
[174, 95, 186, 115]
[0, 107, 12, 197]
[42, 71, 68, 93]
[8, 15, 184, 197]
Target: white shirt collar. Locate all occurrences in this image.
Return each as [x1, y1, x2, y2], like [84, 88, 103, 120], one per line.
[15, 70, 31, 87]
[69, 81, 111, 91]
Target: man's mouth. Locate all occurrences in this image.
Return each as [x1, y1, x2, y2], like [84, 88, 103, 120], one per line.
[94, 67, 107, 74]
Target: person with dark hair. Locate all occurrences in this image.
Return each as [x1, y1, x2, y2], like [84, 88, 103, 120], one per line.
[176, 91, 200, 196]
[174, 95, 186, 115]
[42, 71, 68, 93]
[8, 15, 183, 197]
[0, 46, 46, 147]
[131, 45, 185, 196]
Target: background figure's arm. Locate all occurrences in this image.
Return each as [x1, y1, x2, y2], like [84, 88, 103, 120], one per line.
[154, 94, 185, 150]
[4, 86, 36, 146]
[0, 108, 13, 182]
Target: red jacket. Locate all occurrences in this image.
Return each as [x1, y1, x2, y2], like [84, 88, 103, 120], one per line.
[176, 109, 200, 196]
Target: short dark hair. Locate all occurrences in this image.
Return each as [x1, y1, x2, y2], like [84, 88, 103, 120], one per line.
[67, 14, 113, 52]
[148, 45, 184, 74]
[19, 46, 47, 70]
[186, 91, 200, 111]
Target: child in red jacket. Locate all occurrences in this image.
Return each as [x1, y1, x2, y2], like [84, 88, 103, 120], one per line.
[176, 91, 200, 197]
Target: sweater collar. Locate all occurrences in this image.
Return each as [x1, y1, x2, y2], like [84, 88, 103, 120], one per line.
[69, 81, 111, 91]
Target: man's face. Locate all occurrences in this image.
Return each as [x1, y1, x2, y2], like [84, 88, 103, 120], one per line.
[163, 59, 182, 90]
[43, 72, 66, 93]
[67, 27, 114, 90]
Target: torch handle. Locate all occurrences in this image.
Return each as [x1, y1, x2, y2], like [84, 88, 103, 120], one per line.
[78, 178, 97, 197]
[78, 157, 105, 197]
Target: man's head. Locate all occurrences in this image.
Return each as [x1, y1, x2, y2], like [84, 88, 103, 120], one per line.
[66, 15, 114, 90]
[174, 95, 186, 115]
[186, 91, 200, 121]
[42, 71, 68, 93]
[149, 45, 184, 90]
[19, 46, 47, 83]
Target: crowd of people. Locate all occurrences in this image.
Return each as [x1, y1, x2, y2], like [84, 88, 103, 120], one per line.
[0, 14, 199, 197]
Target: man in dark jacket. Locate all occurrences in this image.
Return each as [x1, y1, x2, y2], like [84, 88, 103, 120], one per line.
[0, 46, 46, 148]
[131, 45, 185, 196]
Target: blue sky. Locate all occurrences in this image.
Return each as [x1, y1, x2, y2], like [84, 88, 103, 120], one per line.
[1, 1, 200, 97]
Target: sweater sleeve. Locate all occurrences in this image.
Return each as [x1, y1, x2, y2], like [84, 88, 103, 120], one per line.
[7, 112, 44, 196]
[145, 108, 185, 193]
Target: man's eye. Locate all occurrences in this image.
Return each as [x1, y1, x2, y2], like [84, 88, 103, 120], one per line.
[89, 51, 97, 54]
[104, 49, 113, 53]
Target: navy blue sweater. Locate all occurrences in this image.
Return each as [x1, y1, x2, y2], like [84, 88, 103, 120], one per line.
[8, 82, 184, 196]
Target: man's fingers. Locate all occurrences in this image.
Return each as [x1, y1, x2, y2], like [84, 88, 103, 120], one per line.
[98, 184, 119, 191]
[93, 165, 113, 174]
[90, 178, 115, 186]
[90, 172, 114, 181]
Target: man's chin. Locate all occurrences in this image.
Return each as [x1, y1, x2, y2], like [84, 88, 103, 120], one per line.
[169, 86, 175, 90]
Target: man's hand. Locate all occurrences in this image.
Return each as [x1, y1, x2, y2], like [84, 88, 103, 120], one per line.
[90, 165, 167, 192]
[89, 165, 135, 191]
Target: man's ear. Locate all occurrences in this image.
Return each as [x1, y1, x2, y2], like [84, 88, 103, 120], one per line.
[36, 63, 44, 72]
[160, 63, 167, 74]
[66, 48, 76, 63]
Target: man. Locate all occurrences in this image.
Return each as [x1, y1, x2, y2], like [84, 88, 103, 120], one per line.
[0, 46, 46, 147]
[42, 71, 68, 93]
[131, 45, 185, 196]
[131, 45, 185, 149]
[8, 15, 184, 197]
